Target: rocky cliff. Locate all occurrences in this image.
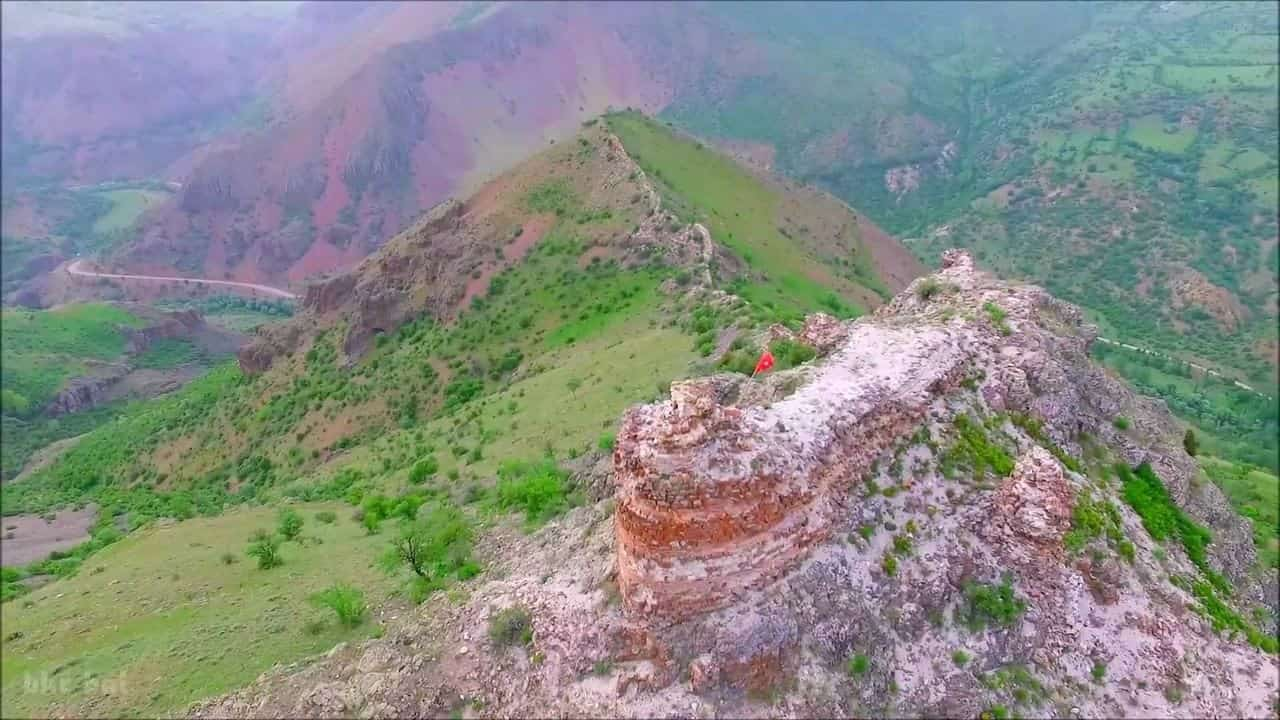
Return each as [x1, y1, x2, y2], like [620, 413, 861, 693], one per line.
[193, 251, 1277, 720]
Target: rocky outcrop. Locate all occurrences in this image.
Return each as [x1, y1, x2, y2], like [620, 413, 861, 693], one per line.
[120, 308, 205, 353]
[614, 323, 969, 619]
[192, 249, 1278, 720]
[45, 363, 131, 416]
[616, 249, 1264, 622]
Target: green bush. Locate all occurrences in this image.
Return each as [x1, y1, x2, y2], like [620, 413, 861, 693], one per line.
[315, 511, 337, 524]
[982, 301, 1011, 335]
[488, 606, 534, 648]
[960, 577, 1027, 631]
[1113, 416, 1131, 431]
[277, 508, 303, 541]
[916, 278, 942, 301]
[769, 338, 816, 369]
[310, 583, 367, 627]
[940, 414, 1014, 479]
[409, 455, 439, 484]
[598, 433, 616, 451]
[1182, 429, 1198, 457]
[881, 553, 898, 576]
[846, 653, 870, 676]
[246, 530, 283, 570]
[379, 502, 475, 593]
[493, 460, 578, 525]
[952, 649, 970, 667]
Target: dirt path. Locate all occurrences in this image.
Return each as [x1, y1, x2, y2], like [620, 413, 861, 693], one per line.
[66, 260, 297, 300]
[1095, 336, 1271, 399]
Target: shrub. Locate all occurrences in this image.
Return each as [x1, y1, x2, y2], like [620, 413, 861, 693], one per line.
[219, 551, 238, 565]
[1091, 661, 1106, 684]
[916, 278, 941, 300]
[846, 654, 870, 676]
[493, 460, 578, 525]
[770, 338, 816, 369]
[310, 583, 367, 627]
[952, 649, 970, 667]
[1182, 428, 1198, 457]
[277, 508, 304, 541]
[1113, 416, 1130, 431]
[488, 606, 534, 648]
[892, 534, 914, 556]
[246, 530, 283, 570]
[940, 414, 1014, 479]
[881, 553, 898, 577]
[409, 455, 439, 484]
[598, 433, 616, 451]
[315, 511, 337, 524]
[960, 577, 1027, 631]
[982, 301, 1011, 335]
[379, 502, 475, 590]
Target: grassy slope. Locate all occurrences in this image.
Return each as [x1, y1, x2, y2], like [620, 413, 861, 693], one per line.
[0, 303, 143, 411]
[89, 188, 168, 235]
[1200, 456, 1279, 571]
[661, 2, 1276, 392]
[607, 111, 883, 322]
[0, 504, 396, 719]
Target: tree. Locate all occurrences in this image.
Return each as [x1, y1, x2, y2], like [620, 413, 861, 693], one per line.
[1183, 428, 1199, 457]
[566, 378, 582, 396]
[380, 504, 473, 580]
[246, 530, 283, 569]
[277, 508, 304, 541]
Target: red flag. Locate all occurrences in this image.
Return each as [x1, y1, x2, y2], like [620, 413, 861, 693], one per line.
[752, 350, 775, 376]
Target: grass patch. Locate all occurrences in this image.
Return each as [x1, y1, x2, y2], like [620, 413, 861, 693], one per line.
[1, 303, 142, 412]
[132, 338, 202, 369]
[938, 414, 1014, 480]
[89, 188, 168, 235]
[606, 110, 872, 323]
[1118, 462, 1227, 593]
[0, 503, 394, 718]
[1125, 114, 1197, 155]
[960, 577, 1027, 631]
[492, 460, 579, 527]
[1199, 456, 1278, 570]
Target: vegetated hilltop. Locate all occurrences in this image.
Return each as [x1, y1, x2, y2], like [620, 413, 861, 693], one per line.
[0, 113, 917, 718]
[193, 250, 1278, 720]
[2, 112, 914, 532]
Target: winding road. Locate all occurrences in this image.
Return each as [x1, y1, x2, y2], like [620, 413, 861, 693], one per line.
[1095, 336, 1271, 400]
[66, 260, 297, 300]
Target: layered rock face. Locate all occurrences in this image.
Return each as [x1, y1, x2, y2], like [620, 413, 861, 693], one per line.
[614, 325, 969, 618]
[615, 248, 1269, 621]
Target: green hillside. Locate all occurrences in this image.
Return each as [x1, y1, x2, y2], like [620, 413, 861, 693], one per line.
[0, 303, 142, 415]
[663, 1, 1278, 394]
